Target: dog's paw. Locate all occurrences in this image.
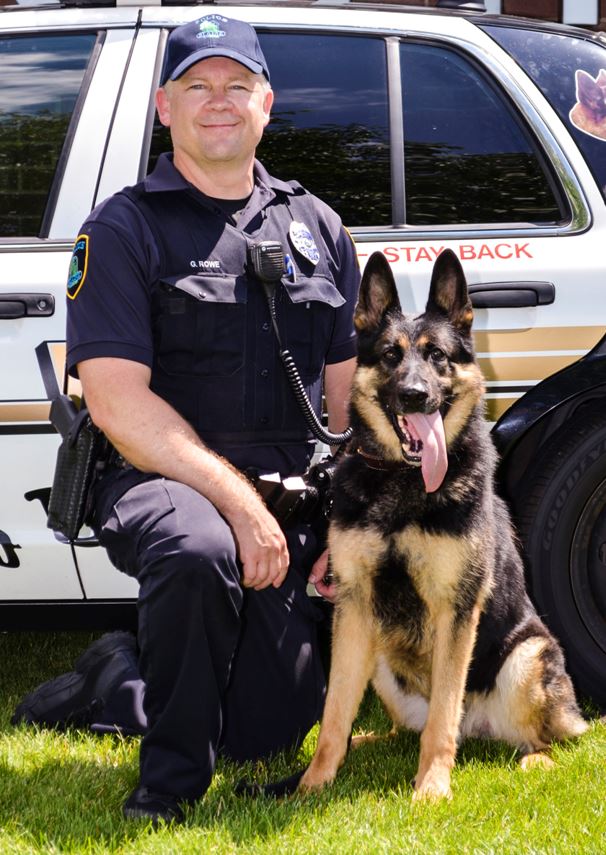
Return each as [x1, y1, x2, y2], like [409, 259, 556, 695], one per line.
[350, 727, 398, 749]
[412, 770, 453, 802]
[350, 731, 377, 748]
[519, 752, 555, 771]
[297, 767, 335, 794]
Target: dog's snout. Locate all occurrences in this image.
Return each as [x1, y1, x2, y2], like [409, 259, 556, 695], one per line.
[399, 382, 429, 410]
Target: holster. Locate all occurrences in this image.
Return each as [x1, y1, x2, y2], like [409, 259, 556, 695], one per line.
[46, 398, 103, 541]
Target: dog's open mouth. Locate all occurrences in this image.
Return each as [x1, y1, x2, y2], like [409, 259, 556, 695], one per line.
[394, 411, 448, 493]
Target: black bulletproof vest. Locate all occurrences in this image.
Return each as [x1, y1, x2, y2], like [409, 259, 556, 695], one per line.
[119, 182, 345, 451]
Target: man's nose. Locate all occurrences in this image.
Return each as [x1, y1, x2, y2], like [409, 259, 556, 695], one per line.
[206, 89, 230, 108]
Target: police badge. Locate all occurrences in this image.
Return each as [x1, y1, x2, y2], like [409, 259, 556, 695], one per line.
[288, 221, 320, 266]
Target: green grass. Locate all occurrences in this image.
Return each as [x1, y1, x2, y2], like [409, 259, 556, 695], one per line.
[1, 631, 605, 854]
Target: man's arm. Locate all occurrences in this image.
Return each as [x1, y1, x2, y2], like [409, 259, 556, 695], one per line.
[325, 357, 357, 436]
[308, 356, 357, 600]
[79, 357, 289, 591]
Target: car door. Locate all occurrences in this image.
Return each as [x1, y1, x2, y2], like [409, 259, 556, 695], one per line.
[0, 13, 139, 610]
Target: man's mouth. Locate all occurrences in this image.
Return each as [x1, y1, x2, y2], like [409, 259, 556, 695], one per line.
[392, 411, 448, 493]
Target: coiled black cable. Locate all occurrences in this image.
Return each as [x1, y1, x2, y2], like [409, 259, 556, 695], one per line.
[264, 281, 352, 447]
[279, 347, 353, 446]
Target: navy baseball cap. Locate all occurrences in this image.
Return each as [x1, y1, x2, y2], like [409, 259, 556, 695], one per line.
[160, 15, 270, 86]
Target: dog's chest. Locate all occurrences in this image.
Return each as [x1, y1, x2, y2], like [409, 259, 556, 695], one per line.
[371, 525, 486, 689]
[391, 524, 478, 609]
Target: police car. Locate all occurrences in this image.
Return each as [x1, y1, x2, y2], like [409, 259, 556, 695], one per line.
[1, 0, 605, 704]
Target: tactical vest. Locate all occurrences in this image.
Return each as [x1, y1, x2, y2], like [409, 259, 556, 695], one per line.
[119, 181, 345, 452]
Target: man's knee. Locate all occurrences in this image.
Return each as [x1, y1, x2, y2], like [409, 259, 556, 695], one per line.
[151, 527, 239, 597]
[97, 476, 242, 619]
[138, 481, 241, 594]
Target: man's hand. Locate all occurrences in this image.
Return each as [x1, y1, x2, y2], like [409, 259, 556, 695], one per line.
[229, 497, 289, 591]
[308, 548, 338, 603]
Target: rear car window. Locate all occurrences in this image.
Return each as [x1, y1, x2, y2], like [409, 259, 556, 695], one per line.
[0, 33, 97, 238]
[400, 41, 565, 226]
[481, 25, 606, 204]
[148, 33, 390, 227]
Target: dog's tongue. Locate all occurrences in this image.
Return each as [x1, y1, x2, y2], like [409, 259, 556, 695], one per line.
[402, 411, 448, 493]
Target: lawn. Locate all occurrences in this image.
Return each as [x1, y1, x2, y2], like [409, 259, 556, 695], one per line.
[1, 631, 605, 854]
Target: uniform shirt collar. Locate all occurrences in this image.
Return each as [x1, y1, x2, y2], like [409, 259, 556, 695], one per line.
[252, 160, 298, 197]
[142, 152, 191, 192]
[143, 152, 297, 198]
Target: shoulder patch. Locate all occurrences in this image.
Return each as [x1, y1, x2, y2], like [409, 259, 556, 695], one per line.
[67, 234, 89, 300]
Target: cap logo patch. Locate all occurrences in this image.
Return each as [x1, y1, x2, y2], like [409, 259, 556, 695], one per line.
[197, 16, 227, 40]
[67, 234, 89, 300]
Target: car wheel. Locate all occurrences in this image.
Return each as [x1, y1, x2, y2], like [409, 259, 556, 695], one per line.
[514, 407, 606, 708]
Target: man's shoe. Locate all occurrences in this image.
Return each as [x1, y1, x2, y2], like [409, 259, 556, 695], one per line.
[123, 786, 187, 825]
[11, 631, 138, 729]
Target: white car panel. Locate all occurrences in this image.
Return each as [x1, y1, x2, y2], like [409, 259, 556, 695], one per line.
[94, 27, 162, 205]
[50, 28, 137, 239]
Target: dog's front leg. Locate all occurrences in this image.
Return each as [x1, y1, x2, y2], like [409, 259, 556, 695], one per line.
[413, 605, 480, 802]
[299, 600, 375, 793]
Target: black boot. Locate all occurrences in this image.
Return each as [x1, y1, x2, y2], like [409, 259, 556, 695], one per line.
[123, 785, 190, 825]
[11, 631, 139, 729]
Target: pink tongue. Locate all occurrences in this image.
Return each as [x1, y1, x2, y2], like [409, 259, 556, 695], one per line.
[403, 411, 448, 493]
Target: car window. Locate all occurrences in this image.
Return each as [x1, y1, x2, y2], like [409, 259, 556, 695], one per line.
[148, 33, 390, 227]
[481, 25, 606, 204]
[257, 33, 390, 227]
[0, 33, 97, 239]
[400, 41, 565, 226]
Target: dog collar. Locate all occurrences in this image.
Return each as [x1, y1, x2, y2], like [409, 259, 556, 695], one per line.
[347, 445, 409, 471]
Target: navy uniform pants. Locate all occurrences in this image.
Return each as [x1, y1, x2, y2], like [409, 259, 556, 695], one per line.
[92, 468, 327, 801]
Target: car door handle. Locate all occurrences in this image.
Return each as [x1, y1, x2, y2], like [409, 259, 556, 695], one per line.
[0, 293, 55, 319]
[468, 281, 555, 309]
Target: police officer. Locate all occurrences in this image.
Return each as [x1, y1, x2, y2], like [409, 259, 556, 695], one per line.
[65, 15, 359, 824]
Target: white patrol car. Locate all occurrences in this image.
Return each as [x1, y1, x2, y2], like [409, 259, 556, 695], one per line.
[1, 0, 605, 704]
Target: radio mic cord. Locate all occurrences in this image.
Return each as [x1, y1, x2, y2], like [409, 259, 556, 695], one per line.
[249, 241, 353, 448]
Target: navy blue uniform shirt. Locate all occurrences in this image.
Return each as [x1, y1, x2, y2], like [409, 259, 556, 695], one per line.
[66, 154, 359, 476]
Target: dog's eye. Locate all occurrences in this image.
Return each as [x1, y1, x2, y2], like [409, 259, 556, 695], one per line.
[428, 346, 447, 363]
[382, 347, 401, 365]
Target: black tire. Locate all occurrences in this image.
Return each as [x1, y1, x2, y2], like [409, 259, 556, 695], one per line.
[514, 408, 606, 707]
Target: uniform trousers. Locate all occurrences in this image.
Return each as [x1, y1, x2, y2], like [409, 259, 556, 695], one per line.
[92, 467, 327, 801]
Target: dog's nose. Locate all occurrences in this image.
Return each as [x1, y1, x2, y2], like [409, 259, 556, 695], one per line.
[399, 383, 429, 410]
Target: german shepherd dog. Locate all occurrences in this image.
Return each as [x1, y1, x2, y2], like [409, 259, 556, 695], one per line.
[299, 249, 587, 801]
[570, 68, 606, 141]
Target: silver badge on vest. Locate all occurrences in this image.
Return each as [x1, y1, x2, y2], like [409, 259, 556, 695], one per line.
[289, 221, 319, 266]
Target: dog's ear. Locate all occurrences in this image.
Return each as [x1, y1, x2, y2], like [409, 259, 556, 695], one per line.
[426, 249, 473, 334]
[355, 252, 401, 332]
[576, 69, 602, 109]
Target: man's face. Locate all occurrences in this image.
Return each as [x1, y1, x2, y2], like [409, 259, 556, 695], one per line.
[156, 56, 273, 169]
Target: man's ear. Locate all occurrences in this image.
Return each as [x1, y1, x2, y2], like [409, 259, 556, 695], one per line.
[262, 86, 274, 127]
[155, 86, 171, 128]
[425, 249, 473, 334]
[354, 252, 401, 332]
